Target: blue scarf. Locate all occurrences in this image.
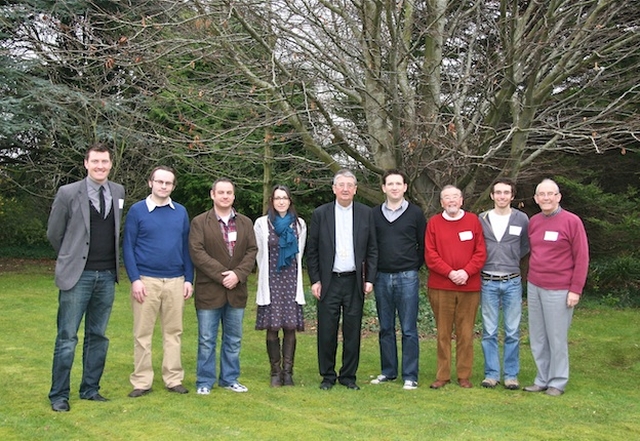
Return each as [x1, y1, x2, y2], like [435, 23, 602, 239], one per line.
[272, 212, 299, 272]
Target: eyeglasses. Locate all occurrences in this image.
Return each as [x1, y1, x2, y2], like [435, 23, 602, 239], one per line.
[153, 180, 174, 187]
[536, 192, 558, 198]
[334, 182, 356, 189]
[273, 196, 290, 201]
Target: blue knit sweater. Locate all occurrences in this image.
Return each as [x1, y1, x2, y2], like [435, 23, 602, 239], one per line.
[123, 199, 194, 283]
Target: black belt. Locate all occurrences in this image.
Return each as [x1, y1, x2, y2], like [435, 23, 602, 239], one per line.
[481, 273, 520, 281]
[332, 271, 356, 278]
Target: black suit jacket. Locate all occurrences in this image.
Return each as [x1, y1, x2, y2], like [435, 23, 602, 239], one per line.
[306, 201, 378, 300]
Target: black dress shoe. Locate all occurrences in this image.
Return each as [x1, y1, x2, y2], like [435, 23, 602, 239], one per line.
[83, 393, 109, 402]
[51, 400, 70, 412]
[319, 380, 334, 390]
[344, 383, 360, 390]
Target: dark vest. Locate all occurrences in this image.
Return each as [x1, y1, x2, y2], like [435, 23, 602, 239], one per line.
[85, 201, 116, 271]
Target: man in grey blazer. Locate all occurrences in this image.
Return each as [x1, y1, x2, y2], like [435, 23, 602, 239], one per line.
[46, 143, 125, 412]
[307, 169, 378, 390]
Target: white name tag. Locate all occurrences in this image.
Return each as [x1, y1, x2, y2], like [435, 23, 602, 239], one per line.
[509, 225, 522, 236]
[228, 231, 238, 242]
[543, 231, 559, 241]
[459, 231, 473, 241]
[118, 198, 125, 209]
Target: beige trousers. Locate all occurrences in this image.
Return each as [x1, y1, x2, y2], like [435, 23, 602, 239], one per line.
[130, 276, 185, 389]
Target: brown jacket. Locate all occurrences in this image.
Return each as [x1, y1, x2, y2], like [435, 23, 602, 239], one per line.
[189, 209, 257, 309]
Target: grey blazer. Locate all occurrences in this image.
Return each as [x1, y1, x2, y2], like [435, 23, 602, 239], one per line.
[47, 178, 125, 291]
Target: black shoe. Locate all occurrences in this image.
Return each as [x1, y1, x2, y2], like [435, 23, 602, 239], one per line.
[51, 400, 70, 412]
[128, 388, 152, 398]
[167, 384, 189, 394]
[82, 393, 108, 402]
[319, 380, 334, 390]
[344, 383, 360, 390]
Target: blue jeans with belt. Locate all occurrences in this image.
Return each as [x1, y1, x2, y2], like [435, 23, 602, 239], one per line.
[49, 270, 116, 403]
[481, 276, 522, 381]
[374, 270, 420, 382]
[196, 305, 245, 388]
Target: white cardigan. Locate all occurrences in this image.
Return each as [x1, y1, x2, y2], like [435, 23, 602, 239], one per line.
[254, 215, 307, 306]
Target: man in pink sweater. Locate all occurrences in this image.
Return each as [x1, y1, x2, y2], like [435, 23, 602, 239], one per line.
[425, 185, 486, 389]
[524, 179, 589, 396]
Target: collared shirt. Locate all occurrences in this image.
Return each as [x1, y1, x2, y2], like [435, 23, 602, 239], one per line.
[145, 195, 175, 212]
[87, 178, 112, 217]
[216, 208, 238, 256]
[381, 198, 408, 223]
[333, 202, 356, 272]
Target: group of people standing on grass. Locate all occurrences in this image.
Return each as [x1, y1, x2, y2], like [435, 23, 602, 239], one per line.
[46, 143, 589, 413]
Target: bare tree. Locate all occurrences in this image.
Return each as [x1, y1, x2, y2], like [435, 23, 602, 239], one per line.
[2, 0, 638, 214]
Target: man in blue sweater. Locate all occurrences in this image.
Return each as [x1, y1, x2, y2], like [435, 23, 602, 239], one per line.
[370, 170, 426, 390]
[123, 166, 194, 398]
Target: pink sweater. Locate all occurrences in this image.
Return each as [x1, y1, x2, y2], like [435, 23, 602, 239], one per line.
[528, 209, 589, 294]
[425, 212, 486, 291]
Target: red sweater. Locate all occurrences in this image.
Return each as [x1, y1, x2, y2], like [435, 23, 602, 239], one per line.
[425, 211, 487, 291]
[528, 208, 589, 294]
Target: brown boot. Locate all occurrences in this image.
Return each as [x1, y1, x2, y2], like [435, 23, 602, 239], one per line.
[267, 338, 282, 387]
[282, 331, 296, 386]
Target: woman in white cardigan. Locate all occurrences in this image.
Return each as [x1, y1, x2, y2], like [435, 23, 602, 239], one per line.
[254, 185, 307, 387]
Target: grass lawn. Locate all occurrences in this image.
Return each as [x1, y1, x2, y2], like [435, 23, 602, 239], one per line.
[0, 259, 638, 440]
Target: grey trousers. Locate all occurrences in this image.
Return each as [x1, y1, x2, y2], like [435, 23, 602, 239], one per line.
[527, 282, 574, 391]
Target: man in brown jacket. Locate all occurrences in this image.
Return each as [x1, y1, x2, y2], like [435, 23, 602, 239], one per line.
[189, 178, 257, 394]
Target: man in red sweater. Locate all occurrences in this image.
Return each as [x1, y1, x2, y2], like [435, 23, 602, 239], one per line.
[425, 185, 486, 389]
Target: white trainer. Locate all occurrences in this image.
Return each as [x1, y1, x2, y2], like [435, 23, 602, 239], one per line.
[370, 374, 395, 384]
[403, 380, 418, 390]
[224, 383, 248, 393]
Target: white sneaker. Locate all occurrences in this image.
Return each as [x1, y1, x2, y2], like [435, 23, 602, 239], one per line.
[403, 380, 418, 390]
[370, 374, 395, 384]
[196, 387, 211, 395]
[224, 383, 248, 393]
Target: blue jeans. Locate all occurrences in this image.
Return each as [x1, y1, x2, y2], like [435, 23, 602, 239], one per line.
[374, 270, 420, 382]
[481, 276, 522, 381]
[196, 305, 244, 388]
[49, 270, 116, 403]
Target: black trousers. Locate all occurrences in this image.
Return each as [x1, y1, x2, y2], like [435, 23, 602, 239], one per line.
[317, 273, 363, 384]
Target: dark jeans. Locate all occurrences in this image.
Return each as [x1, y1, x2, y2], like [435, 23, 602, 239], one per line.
[317, 273, 363, 385]
[374, 270, 420, 382]
[49, 270, 116, 403]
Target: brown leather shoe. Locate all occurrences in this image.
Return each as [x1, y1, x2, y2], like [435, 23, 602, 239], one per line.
[429, 380, 450, 389]
[458, 379, 473, 388]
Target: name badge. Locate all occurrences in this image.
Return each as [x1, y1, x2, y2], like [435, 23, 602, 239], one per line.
[543, 231, 559, 241]
[459, 231, 473, 241]
[118, 198, 125, 209]
[509, 225, 522, 236]
[228, 231, 238, 242]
